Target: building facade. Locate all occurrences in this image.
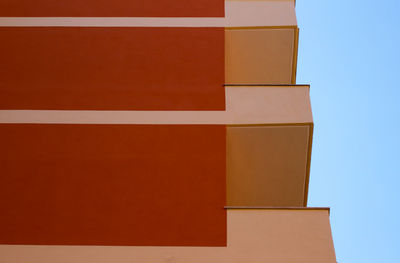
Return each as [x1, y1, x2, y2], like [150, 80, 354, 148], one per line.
[0, 1, 337, 262]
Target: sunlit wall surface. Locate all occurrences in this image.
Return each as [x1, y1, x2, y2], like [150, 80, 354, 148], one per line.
[0, 1, 339, 262]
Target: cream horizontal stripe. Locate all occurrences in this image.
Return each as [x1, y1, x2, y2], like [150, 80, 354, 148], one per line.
[0, 210, 336, 263]
[0, 110, 310, 125]
[0, 17, 225, 27]
[0, 1, 296, 27]
[0, 86, 312, 125]
[0, 110, 228, 124]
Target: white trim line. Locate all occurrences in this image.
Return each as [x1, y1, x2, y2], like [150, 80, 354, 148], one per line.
[0, 17, 225, 27]
[0, 86, 312, 125]
[0, 110, 228, 124]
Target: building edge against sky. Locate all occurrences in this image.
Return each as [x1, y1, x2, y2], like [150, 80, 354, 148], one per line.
[0, 1, 337, 262]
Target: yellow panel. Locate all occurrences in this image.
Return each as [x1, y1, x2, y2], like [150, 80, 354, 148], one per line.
[225, 29, 296, 84]
[227, 125, 311, 206]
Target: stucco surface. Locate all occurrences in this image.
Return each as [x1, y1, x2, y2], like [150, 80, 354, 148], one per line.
[0, 210, 336, 263]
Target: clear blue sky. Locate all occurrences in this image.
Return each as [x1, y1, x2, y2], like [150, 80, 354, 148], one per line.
[296, 0, 400, 262]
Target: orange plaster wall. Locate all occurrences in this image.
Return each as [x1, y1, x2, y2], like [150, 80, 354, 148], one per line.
[0, 27, 225, 110]
[0, 0, 224, 17]
[0, 124, 226, 246]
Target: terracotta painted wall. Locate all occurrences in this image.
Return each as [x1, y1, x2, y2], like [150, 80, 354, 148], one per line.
[0, 27, 224, 110]
[0, 124, 226, 246]
[0, 0, 224, 17]
[0, 0, 322, 256]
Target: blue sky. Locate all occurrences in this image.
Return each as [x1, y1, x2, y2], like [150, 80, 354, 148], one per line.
[296, 0, 400, 262]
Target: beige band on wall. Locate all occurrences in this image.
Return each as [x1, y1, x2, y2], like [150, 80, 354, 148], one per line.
[0, 210, 336, 263]
[0, 86, 311, 124]
[0, 1, 298, 86]
[0, 86, 313, 208]
[0, 1, 297, 27]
